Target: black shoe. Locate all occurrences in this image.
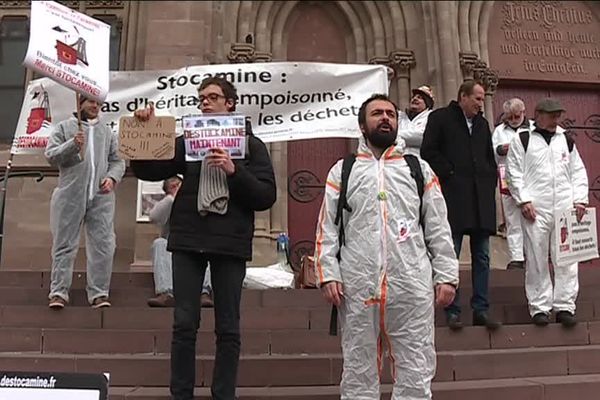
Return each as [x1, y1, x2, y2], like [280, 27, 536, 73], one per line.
[473, 312, 502, 330]
[507, 261, 525, 270]
[446, 313, 463, 331]
[532, 312, 550, 326]
[556, 311, 577, 328]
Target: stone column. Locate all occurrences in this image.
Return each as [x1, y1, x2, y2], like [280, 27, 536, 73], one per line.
[459, 51, 479, 81]
[388, 50, 416, 108]
[474, 66, 499, 129]
[227, 43, 279, 265]
[253, 51, 287, 242]
[368, 56, 396, 101]
[227, 43, 255, 63]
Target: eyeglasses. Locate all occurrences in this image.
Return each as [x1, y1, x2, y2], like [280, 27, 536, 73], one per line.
[198, 93, 226, 103]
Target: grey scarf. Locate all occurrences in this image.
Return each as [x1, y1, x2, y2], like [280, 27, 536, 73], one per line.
[197, 164, 229, 216]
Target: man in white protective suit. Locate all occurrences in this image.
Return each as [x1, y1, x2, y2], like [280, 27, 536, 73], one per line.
[506, 98, 588, 328]
[315, 93, 459, 400]
[492, 98, 530, 270]
[397, 85, 435, 157]
[45, 95, 125, 309]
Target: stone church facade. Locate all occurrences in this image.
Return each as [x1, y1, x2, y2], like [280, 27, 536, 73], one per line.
[0, 1, 598, 270]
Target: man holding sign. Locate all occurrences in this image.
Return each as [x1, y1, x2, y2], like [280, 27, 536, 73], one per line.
[131, 76, 276, 400]
[506, 98, 589, 328]
[45, 95, 125, 309]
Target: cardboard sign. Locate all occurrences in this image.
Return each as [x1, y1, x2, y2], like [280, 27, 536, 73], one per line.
[183, 114, 246, 161]
[23, 1, 110, 102]
[118, 116, 175, 160]
[555, 207, 599, 266]
[0, 371, 108, 400]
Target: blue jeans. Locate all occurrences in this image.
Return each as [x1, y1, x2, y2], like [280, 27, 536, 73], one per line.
[445, 231, 490, 316]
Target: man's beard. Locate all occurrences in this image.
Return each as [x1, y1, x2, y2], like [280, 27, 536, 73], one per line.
[365, 123, 398, 149]
[508, 117, 525, 129]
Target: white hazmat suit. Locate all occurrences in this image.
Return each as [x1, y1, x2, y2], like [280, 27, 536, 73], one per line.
[315, 139, 458, 400]
[45, 116, 125, 303]
[397, 109, 431, 157]
[492, 122, 526, 263]
[506, 125, 588, 317]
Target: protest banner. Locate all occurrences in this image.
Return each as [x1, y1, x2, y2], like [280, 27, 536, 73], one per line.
[0, 371, 108, 400]
[183, 114, 246, 161]
[22, 1, 110, 102]
[118, 116, 176, 160]
[12, 62, 388, 155]
[555, 207, 599, 266]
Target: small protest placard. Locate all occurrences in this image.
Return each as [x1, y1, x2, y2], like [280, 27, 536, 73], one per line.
[555, 207, 599, 266]
[183, 114, 246, 162]
[23, 1, 110, 102]
[118, 116, 175, 160]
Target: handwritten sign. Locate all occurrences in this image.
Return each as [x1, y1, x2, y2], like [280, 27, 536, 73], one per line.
[555, 207, 599, 266]
[183, 114, 246, 161]
[118, 116, 175, 160]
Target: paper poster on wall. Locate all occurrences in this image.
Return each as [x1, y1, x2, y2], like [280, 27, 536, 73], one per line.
[555, 207, 599, 266]
[136, 180, 166, 222]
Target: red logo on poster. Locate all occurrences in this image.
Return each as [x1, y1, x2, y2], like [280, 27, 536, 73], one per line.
[55, 40, 77, 65]
[561, 226, 568, 244]
[26, 88, 52, 134]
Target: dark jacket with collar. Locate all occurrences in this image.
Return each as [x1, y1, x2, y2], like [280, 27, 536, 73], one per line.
[130, 120, 276, 260]
[420, 100, 497, 235]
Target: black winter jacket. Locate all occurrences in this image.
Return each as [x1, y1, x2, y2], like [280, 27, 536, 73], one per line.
[131, 122, 276, 260]
[421, 101, 497, 235]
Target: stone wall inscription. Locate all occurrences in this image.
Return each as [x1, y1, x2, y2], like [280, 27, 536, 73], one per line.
[489, 1, 600, 83]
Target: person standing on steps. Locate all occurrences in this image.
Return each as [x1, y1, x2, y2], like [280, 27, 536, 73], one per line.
[421, 80, 501, 331]
[492, 98, 530, 270]
[316, 93, 458, 400]
[506, 98, 588, 328]
[397, 85, 435, 157]
[130, 76, 276, 400]
[46, 95, 125, 310]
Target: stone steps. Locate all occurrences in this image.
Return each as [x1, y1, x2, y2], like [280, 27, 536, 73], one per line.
[0, 322, 599, 354]
[1, 343, 600, 387]
[1, 268, 598, 399]
[104, 374, 600, 399]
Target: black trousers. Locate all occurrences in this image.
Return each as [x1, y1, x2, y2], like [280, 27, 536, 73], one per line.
[170, 251, 246, 400]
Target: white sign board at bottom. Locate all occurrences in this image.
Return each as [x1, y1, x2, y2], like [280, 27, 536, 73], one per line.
[0, 371, 108, 400]
[555, 207, 599, 266]
[0, 388, 100, 399]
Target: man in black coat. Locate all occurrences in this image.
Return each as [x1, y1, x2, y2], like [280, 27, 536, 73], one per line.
[131, 76, 277, 400]
[421, 80, 501, 331]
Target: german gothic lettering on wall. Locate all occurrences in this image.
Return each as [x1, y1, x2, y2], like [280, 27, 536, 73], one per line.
[489, 1, 600, 83]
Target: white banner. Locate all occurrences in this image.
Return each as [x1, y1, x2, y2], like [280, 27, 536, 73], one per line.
[555, 207, 599, 266]
[23, 1, 110, 102]
[12, 62, 388, 155]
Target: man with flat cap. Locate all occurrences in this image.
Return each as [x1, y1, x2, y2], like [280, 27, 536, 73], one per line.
[398, 85, 435, 156]
[506, 98, 589, 328]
